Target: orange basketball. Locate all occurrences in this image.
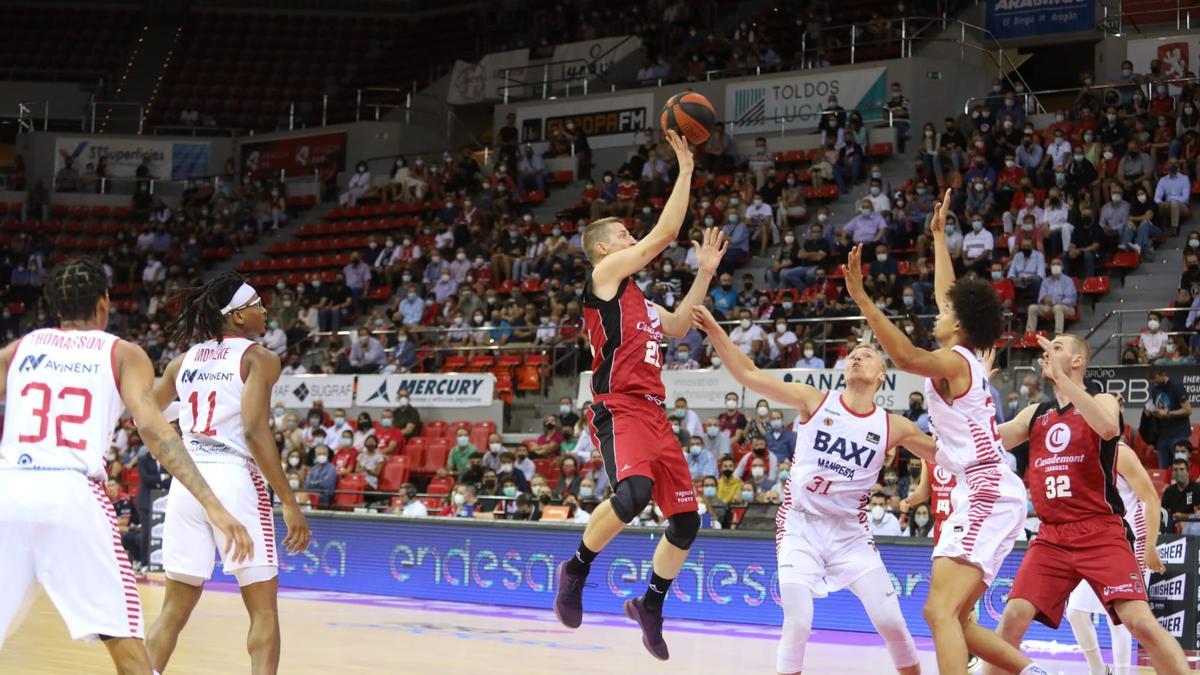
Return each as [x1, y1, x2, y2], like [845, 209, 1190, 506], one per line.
[660, 92, 716, 145]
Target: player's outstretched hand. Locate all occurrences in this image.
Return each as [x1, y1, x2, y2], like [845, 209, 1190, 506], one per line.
[690, 305, 720, 333]
[842, 244, 870, 306]
[1035, 335, 1065, 384]
[664, 129, 693, 173]
[210, 507, 255, 564]
[694, 227, 728, 276]
[928, 188, 952, 236]
[980, 347, 999, 380]
[281, 502, 311, 555]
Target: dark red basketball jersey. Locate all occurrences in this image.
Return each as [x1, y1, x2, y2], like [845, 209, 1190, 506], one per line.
[928, 460, 957, 543]
[1027, 401, 1123, 525]
[583, 276, 666, 401]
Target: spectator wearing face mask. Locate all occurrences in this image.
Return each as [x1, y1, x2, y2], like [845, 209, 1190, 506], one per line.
[903, 392, 931, 433]
[729, 310, 765, 362]
[720, 209, 751, 274]
[866, 492, 902, 536]
[305, 445, 337, 505]
[665, 343, 699, 370]
[684, 433, 718, 479]
[1026, 257, 1077, 334]
[734, 437, 779, 481]
[332, 434, 358, 478]
[348, 328, 386, 374]
[445, 427, 480, 475]
[260, 319, 287, 356]
[715, 455, 741, 504]
[340, 162, 373, 207]
[718, 393, 749, 444]
[700, 416, 732, 459]
[842, 200, 887, 252]
[743, 399, 774, 444]
[762, 410, 796, 464]
[1117, 141, 1155, 198]
[448, 483, 481, 518]
[1154, 160, 1192, 233]
[960, 214, 995, 277]
[1124, 186, 1160, 255]
[1007, 239, 1046, 306]
[555, 456, 583, 499]
[529, 416, 562, 458]
[765, 318, 798, 367]
[697, 476, 728, 528]
[358, 437, 385, 489]
[906, 503, 934, 537]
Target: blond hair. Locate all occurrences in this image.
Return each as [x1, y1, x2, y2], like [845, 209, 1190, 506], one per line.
[582, 217, 622, 264]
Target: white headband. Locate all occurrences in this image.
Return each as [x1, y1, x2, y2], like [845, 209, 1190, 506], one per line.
[219, 283, 258, 315]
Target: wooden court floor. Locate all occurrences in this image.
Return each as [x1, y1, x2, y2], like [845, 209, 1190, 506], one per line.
[1, 578, 1190, 674]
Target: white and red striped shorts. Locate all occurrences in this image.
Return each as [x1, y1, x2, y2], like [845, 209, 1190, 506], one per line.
[162, 461, 277, 581]
[932, 464, 1026, 586]
[0, 469, 142, 644]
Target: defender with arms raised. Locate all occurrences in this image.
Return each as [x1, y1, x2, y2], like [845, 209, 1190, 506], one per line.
[843, 189, 1046, 675]
[694, 305, 934, 675]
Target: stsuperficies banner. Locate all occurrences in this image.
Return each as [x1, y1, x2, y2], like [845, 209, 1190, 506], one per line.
[263, 515, 1200, 648]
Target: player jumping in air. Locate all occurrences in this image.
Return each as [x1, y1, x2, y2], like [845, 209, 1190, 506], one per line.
[985, 336, 1188, 675]
[694, 305, 934, 675]
[844, 190, 1049, 674]
[146, 273, 310, 675]
[0, 258, 252, 674]
[553, 128, 727, 661]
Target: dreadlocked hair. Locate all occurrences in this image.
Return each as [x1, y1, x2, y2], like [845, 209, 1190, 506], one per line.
[44, 257, 108, 322]
[168, 272, 247, 346]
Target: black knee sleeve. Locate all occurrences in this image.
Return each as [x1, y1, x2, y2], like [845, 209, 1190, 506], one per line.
[610, 476, 653, 523]
[665, 511, 701, 550]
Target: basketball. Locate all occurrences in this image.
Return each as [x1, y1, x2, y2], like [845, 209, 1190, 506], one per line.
[660, 92, 716, 145]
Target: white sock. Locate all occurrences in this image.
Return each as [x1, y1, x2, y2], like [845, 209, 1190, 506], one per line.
[1067, 608, 1108, 675]
[1108, 614, 1132, 675]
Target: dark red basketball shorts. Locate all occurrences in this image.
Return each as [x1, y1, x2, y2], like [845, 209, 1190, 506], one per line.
[586, 394, 697, 519]
[1009, 517, 1147, 628]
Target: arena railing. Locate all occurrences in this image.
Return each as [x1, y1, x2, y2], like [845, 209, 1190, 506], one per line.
[963, 76, 1200, 119]
[1099, 0, 1200, 32]
[50, 170, 321, 198]
[1085, 306, 1197, 362]
[492, 17, 1032, 104]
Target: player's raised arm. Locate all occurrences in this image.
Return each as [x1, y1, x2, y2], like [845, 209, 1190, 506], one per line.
[1037, 336, 1121, 439]
[842, 244, 968, 386]
[901, 460, 931, 512]
[1117, 442, 1165, 572]
[655, 227, 727, 337]
[929, 189, 956, 311]
[242, 345, 310, 554]
[997, 402, 1039, 450]
[887, 414, 936, 462]
[592, 129, 694, 289]
[691, 305, 824, 416]
[115, 340, 253, 563]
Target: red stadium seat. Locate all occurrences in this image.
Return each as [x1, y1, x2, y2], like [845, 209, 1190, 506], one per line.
[423, 420, 448, 439]
[420, 438, 452, 475]
[427, 475, 454, 495]
[377, 457, 410, 494]
[334, 473, 366, 506]
[402, 437, 426, 466]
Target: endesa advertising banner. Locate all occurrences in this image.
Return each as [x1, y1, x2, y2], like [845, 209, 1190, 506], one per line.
[271, 515, 1146, 648]
[240, 131, 347, 178]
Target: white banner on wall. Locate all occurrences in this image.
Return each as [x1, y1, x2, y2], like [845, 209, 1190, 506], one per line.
[447, 48, 530, 104]
[54, 137, 210, 180]
[551, 36, 643, 91]
[513, 91, 654, 150]
[356, 373, 495, 408]
[1126, 34, 1200, 88]
[271, 375, 355, 408]
[724, 66, 889, 135]
[577, 368, 925, 412]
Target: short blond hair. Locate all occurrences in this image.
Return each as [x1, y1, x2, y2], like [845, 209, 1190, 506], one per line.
[1057, 333, 1091, 361]
[582, 217, 622, 263]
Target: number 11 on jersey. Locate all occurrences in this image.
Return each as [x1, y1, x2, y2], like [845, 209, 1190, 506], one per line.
[188, 390, 218, 436]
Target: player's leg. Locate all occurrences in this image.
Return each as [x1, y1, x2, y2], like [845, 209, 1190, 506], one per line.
[923, 557, 983, 672]
[1110, 600, 1188, 675]
[238, 574, 281, 675]
[1104, 613, 1133, 675]
[847, 567, 920, 674]
[101, 637, 154, 675]
[147, 476, 217, 670]
[977, 595, 1036, 675]
[777, 582, 815, 674]
[145, 577, 204, 671]
[554, 476, 646, 628]
[1066, 581, 1110, 675]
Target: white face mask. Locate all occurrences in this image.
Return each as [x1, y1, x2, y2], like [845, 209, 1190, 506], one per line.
[500, 463, 513, 473]
[1148, 319, 1160, 331]
[740, 319, 752, 330]
[803, 348, 814, 358]
[453, 493, 466, 506]
[315, 455, 328, 464]
[751, 467, 765, 478]
[1050, 265, 1062, 276]
[725, 400, 738, 411]
[288, 456, 300, 467]
[756, 406, 769, 416]
[870, 505, 885, 520]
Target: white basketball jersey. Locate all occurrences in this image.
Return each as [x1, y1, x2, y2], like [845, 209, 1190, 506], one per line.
[0, 329, 125, 480]
[784, 392, 890, 520]
[175, 337, 256, 463]
[924, 345, 1006, 474]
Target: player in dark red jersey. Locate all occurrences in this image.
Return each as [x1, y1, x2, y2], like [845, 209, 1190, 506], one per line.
[553, 129, 727, 661]
[985, 335, 1188, 675]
